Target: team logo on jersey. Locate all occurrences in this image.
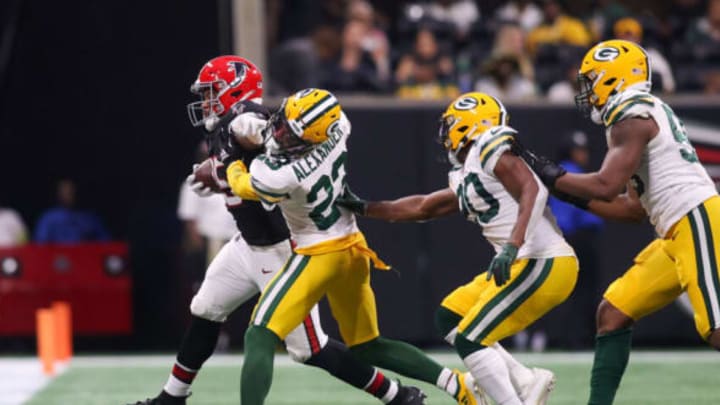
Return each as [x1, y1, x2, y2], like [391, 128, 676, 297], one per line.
[593, 47, 620, 62]
[453, 96, 478, 111]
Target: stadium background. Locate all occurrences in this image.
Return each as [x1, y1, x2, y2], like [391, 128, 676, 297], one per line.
[1, 0, 720, 355]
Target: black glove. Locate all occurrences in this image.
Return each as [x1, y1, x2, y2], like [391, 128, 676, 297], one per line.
[552, 190, 590, 210]
[335, 185, 368, 215]
[512, 140, 567, 188]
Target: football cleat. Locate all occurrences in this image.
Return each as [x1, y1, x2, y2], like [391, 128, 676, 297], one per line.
[518, 368, 555, 405]
[389, 382, 427, 405]
[454, 370, 491, 405]
[126, 390, 188, 405]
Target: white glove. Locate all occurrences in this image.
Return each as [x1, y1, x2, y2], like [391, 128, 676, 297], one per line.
[229, 113, 266, 145]
[186, 164, 213, 197]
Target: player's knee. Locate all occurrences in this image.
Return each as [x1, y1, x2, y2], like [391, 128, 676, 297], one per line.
[708, 329, 720, 351]
[596, 299, 634, 335]
[189, 295, 229, 322]
[435, 306, 462, 345]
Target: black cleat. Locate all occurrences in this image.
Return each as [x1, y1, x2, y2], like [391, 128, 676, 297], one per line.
[126, 391, 189, 405]
[389, 384, 427, 405]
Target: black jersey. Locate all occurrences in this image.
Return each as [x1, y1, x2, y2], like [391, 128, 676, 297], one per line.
[205, 104, 290, 246]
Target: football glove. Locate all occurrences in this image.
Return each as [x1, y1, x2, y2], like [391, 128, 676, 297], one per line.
[186, 164, 213, 197]
[552, 190, 590, 210]
[486, 243, 518, 287]
[229, 113, 267, 146]
[512, 140, 566, 188]
[335, 185, 368, 216]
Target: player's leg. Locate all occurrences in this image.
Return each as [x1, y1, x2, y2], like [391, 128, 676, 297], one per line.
[455, 257, 577, 405]
[284, 306, 420, 404]
[326, 247, 470, 404]
[241, 252, 338, 405]
[436, 275, 536, 398]
[144, 236, 261, 405]
[663, 197, 720, 350]
[589, 239, 680, 405]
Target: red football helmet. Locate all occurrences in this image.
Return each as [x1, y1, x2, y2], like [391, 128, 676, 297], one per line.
[187, 55, 263, 128]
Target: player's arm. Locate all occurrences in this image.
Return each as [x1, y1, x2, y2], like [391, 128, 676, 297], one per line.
[587, 184, 645, 223]
[225, 160, 260, 201]
[350, 188, 459, 222]
[554, 117, 657, 201]
[494, 152, 545, 247]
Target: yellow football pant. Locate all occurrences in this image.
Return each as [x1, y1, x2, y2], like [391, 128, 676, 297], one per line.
[443, 256, 578, 346]
[251, 244, 380, 347]
[605, 196, 720, 339]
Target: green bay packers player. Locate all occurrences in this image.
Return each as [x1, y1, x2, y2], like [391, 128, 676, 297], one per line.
[516, 39, 720, 405]
[338, 92, 579, 405]
[225, 89, 489, 405]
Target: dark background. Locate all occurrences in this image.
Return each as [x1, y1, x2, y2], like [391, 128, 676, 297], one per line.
[0, 0, 717, 351]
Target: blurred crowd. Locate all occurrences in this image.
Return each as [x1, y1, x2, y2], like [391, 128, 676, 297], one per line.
[265, 0, 720, 100]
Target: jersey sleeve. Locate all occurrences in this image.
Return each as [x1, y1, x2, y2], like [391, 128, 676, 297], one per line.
[602, 91, 655, 127]
[477, 125, 518, 174]
[249, 156, 295, 204]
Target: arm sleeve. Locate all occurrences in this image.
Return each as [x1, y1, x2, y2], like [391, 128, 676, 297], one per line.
[226, 160, 260, 201]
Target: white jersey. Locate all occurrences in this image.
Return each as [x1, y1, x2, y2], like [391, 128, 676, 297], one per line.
[601, 90, 718, 236]
[249, 113, 359, 249]
[448, 125, 575, 259]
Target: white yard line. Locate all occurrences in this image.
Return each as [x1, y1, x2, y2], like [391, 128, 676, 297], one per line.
[0, 358, 68, 405]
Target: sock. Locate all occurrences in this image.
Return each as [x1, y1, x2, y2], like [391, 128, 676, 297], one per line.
[492, 343, 534, 390]
[456, 334, 522, 405]
[435, 306, 463, 345]
[305, 338, 399, 404]
[350, 337, 444, 385]
[588, 328, 633, 405]
[163, 316, 222, 397]
[240, 325, 281, 405]
[435, 367, 461, 399]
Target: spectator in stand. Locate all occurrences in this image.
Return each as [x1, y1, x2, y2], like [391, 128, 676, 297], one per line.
[492, 24, 535, 82]
[474, 54, 536, 100]
[426, 0, 480, 40]
[613, 17, 676, 94]
[586, 0, 629, 40]
[705, 70, 720, 94]
[686, 0, 720, 43]
[321, 1, 390, 93]
[0, 208, 28, 247]
[395, 28, 458, 99]
[546, 59, 581, 102]
[494, 0, 543, 32]
[526, 0, 592, 55]
[34, 179, 110, 243]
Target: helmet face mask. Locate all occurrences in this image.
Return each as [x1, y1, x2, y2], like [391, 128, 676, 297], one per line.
[574, 72, 596, 118]
[265, 102, 311, 158]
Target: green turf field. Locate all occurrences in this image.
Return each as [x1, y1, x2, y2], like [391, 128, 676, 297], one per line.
[24, 352, 720, 405]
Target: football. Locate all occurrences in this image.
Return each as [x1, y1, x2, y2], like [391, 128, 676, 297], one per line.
[192, 158, 224, 193]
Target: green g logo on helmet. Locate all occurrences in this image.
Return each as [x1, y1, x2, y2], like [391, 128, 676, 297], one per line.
[593, 47, 621, 62]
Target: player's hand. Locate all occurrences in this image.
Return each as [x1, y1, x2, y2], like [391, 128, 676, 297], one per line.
[486, 243, 518, 287]
[512, 140, 566, 188]
[335, 185, 368, 215]
[186, 165, 213, 197]
[229, 113, 267, 145]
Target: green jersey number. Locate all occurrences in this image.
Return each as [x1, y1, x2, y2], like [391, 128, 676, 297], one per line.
[307, 152, 347, 230]
[662, 103, 699, 163]
[456, 173, 499, 224]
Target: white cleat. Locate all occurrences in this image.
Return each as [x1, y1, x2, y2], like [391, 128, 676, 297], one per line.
[519, 368, 555, 405]
[463, 372, 492, 405]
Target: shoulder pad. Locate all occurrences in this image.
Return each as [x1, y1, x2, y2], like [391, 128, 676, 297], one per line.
[602, 91, 655, 127]
[476, 125, 517, 169]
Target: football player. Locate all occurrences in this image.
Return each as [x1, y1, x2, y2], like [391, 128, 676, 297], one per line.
[225, 88, 490, 405]
[516, 39, 720, 405]
[130, 57, 425, 405]
[336, 92, 579, 405]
